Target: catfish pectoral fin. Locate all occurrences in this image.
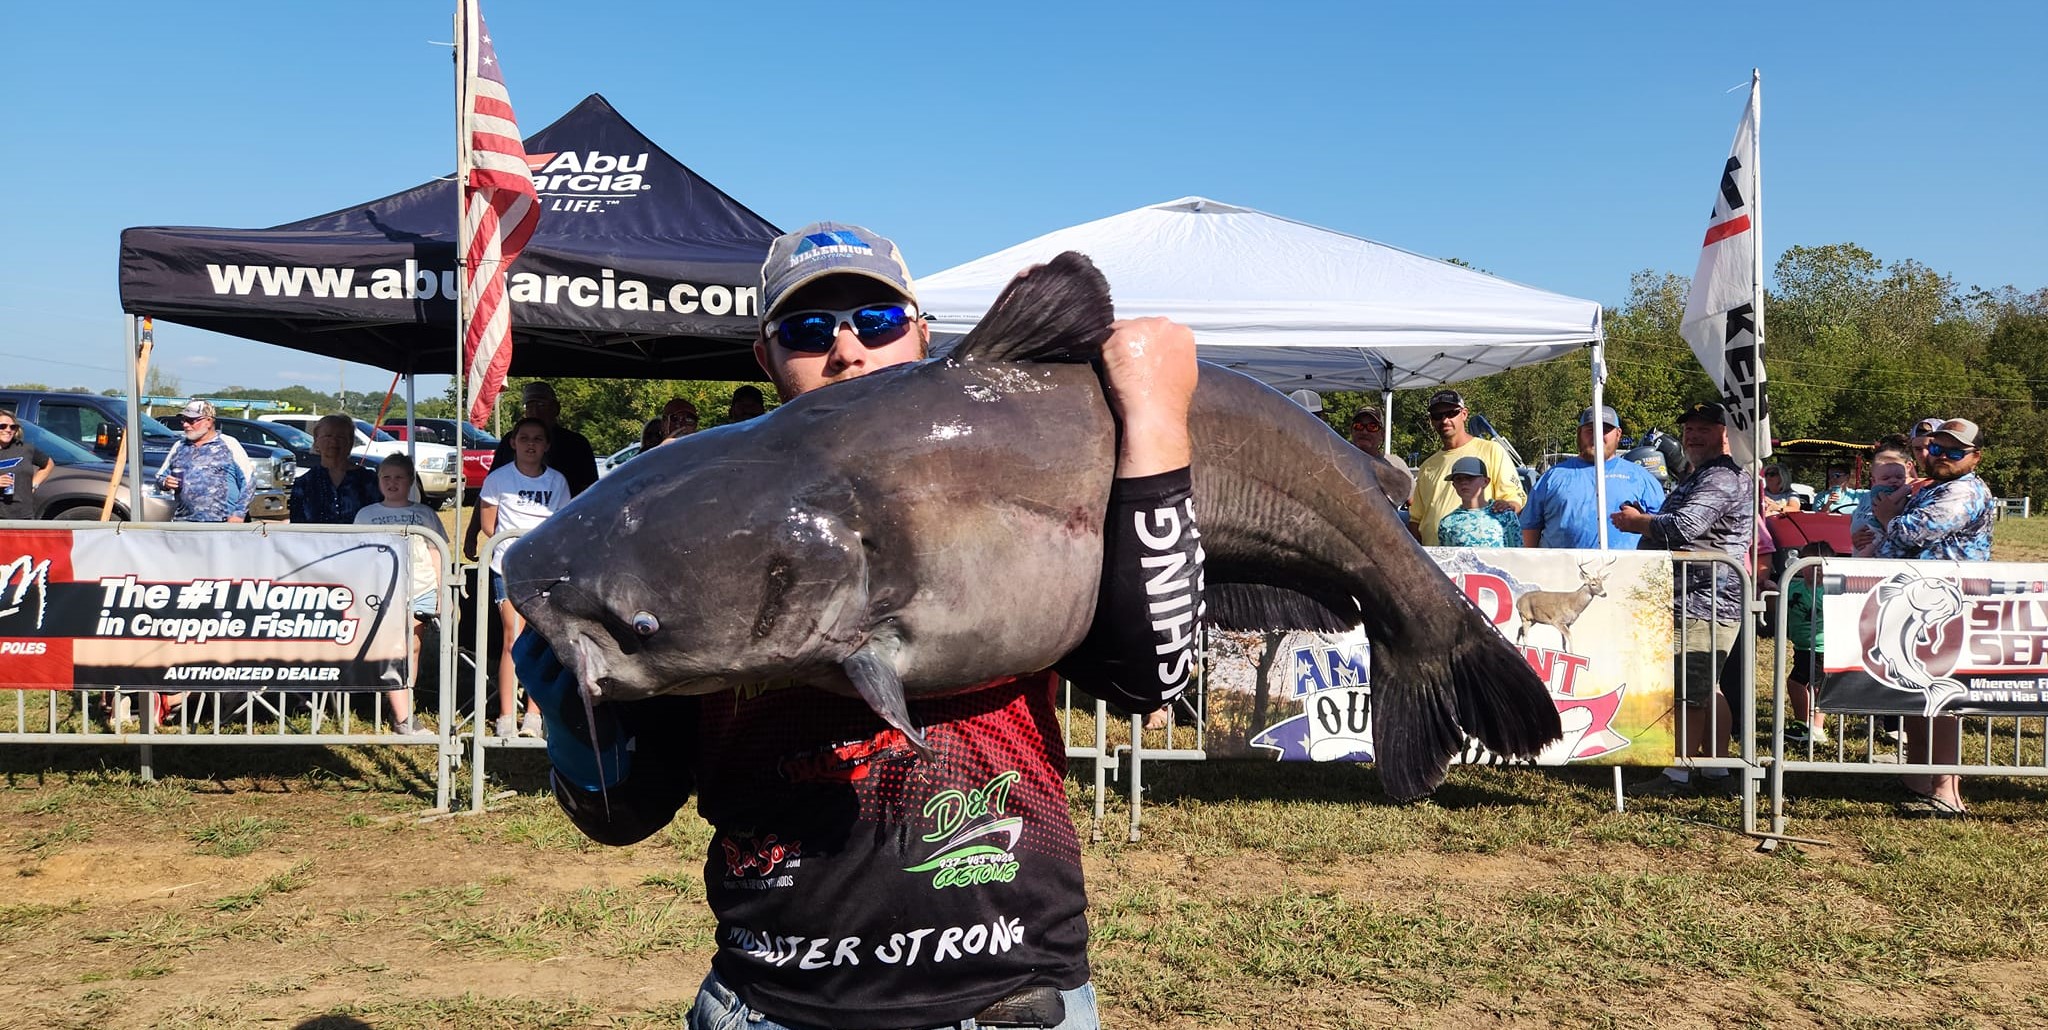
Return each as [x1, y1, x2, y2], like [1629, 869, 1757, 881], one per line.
[842, 647, 935, 760]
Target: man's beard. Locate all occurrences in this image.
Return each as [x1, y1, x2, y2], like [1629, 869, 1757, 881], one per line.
[1683, 443, 1717, 468]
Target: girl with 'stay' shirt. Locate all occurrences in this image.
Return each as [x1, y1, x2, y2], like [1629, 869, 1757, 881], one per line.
[478, 417, 571, 739]
[352, 452, 448, 736]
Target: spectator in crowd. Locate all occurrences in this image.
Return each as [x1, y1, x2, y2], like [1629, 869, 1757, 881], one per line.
[291, 413, 381, 525]
[1782, 540, 1835, 748]
[0, 408, 53, 518]
[516, 221, 1201, 1030]
[156, 399, 247, 524]
[727, 384, 767, 422]
[1851, 435, 1916, 556]
[1349, 407, 1385, 454]
[1611, 401, 1752, 795]
[1410, 390, 1524, 545]
[478, 417, 572, 739]
[1346, 407, 1413, 502]
[637, 417, 667, 457]
[465, 381, 598, 560]
[1760, 464, 1802, 514]
[1813, 464, 1859, 514]
[1872, 418, 1994, 818]
[151, 399, 250, 725]
[1520, 405, 1665, 549]
[352, 452, 447, 736]
[662, 398, 701, 439]
[1436, 457, 1521, 547]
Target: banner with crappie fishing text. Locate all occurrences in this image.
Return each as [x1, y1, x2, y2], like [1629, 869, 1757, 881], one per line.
[1205, 548, 1678, 767]
[0, 525, 416, 690]
[1816, 557, 2048, 716]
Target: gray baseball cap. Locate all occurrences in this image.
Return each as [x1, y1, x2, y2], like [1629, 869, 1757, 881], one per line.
[1578, 405, 1619, 430]
[1444, 456, 1490, 481]
[760, 222, 917, 322]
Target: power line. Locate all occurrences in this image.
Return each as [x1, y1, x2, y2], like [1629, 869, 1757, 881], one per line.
[1608, 335, 2048, 386]
[1603, 356, 2036, 405]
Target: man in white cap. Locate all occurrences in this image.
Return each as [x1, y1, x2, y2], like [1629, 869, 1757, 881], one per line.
[155, 399, 248, 523]
[518, 222, 1203, 1029]
[1520, 405, 1666, 549]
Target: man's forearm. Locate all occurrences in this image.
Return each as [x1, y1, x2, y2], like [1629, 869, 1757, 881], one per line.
[1117, 413, 1193, 480]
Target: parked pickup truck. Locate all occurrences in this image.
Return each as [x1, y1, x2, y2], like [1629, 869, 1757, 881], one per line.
[0, 390, 291, 519]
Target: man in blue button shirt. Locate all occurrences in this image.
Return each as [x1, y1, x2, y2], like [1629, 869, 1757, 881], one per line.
[1520, 405, 1666, 549]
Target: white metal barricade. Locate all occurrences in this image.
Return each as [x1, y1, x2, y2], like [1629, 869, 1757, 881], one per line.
[1767, 555, 2048, 837]
[0, 520, 460, 810]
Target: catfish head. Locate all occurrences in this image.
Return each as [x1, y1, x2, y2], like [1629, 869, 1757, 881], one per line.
[505, 433, 873, 706]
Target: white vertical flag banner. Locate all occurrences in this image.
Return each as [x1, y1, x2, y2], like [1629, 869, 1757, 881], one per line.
[1681, 73, 1769, 466]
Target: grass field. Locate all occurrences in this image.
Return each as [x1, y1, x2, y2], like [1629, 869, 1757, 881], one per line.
[4, 519, 2048, 1028]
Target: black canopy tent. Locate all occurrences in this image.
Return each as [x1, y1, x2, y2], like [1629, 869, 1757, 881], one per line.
[119, 94, 781, 381]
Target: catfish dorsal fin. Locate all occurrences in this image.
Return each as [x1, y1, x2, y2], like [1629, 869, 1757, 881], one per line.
[947, 251, 1116, 365]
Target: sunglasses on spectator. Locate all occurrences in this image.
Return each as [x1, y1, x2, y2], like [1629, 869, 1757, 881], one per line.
[0, 423, 17, 431]
[768, 302, 918, 353]
[1925, 441, 1976, 461]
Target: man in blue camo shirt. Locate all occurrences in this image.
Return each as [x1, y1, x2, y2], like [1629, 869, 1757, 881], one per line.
[1871, 417, 1992, 817]
[155, 399, 247, 523]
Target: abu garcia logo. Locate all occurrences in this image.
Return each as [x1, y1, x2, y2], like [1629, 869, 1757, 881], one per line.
[524, 151, 650, 212]
[904, 770, 1022, 890]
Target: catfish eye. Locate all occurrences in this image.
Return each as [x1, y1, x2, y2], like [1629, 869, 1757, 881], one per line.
[631, 611, 659, 636]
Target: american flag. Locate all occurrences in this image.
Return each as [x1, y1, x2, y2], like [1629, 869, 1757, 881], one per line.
[458, 1, 538, 428]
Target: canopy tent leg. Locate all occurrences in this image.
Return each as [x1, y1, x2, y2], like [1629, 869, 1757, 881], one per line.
[1380, 387, 1395, 459]
[1590, 340, 1608, 552]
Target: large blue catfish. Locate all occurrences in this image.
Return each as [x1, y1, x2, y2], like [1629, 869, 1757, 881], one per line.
[506, 253, 1560, 800]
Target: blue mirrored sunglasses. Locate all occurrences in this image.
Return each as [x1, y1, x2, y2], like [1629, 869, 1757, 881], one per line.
[769, 302, 918, 353]
[1925, 441, 1976, 461]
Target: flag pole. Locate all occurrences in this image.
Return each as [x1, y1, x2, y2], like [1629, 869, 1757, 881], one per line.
[1750, 69, 1765, 484]
[1747, 69, 1764, 604]
[451, 0, 472, 583]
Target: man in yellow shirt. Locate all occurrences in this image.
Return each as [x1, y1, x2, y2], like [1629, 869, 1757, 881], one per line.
[1409, 389, 1525, 545]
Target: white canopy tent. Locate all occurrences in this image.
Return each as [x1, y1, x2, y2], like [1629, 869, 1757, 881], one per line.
[918, 195, 1616, 550]
[917, 196, 1605, 393]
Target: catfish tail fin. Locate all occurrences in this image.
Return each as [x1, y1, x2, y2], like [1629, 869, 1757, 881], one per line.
[1368, 601, 1560, 801]
[946, 251, 1115, 365]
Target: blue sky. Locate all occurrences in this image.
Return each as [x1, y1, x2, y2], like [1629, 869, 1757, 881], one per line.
[0, 0, 2041, 399]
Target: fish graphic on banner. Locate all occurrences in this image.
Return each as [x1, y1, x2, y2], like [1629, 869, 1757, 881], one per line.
[1817, 559, 2048, 716]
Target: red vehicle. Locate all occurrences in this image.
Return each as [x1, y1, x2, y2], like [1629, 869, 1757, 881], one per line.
[381, 417, 498, 497]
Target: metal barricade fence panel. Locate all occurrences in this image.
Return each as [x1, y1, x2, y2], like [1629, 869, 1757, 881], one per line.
[0, 520, 459, 810]
[1148, 550, 1756, 833]
[1769, 554, 2048, 835]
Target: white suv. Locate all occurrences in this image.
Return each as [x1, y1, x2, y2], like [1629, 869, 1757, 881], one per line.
[263, 414, 461, 508]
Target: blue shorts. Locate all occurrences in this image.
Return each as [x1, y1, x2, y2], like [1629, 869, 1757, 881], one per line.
[410, 590, 436, 617]
[490, 573, 507, 604]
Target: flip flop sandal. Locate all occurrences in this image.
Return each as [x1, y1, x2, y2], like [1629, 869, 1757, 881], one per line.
[1898, 792, 1969, 820]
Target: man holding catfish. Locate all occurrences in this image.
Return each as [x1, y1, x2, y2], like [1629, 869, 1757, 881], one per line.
[515, 224, 1204, 1029]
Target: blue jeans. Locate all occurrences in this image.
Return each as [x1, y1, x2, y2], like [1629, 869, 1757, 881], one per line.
[686, 969, 1099, 1030]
